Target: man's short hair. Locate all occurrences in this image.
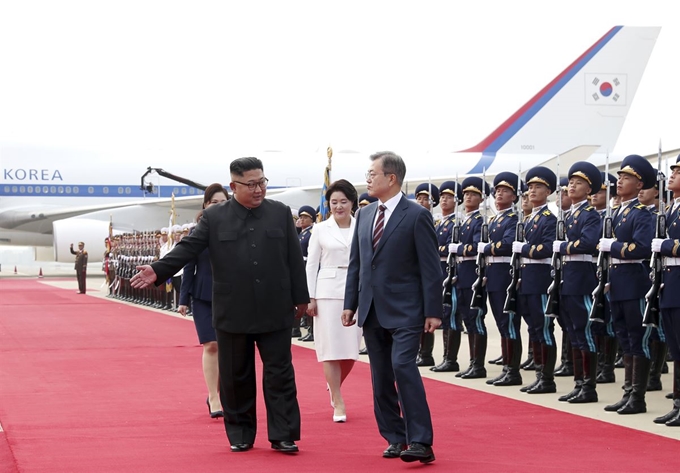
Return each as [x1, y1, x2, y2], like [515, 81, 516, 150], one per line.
[370, 151, 406, 186]
[230, 157, 264, 177]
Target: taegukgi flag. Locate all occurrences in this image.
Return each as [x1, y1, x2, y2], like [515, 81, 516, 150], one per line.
[585, 74, 627, 105]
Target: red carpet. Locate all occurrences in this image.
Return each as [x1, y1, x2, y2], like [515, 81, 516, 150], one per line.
[1, 279, 679, 472]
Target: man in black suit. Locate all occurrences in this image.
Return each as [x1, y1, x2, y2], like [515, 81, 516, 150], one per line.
[131, 157, 309, 454]
[342, 151, 442, 463]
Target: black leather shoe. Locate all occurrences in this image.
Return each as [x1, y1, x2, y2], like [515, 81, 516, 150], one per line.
[299, 332, 314, 342]
[527, 380, 557, 394]
[291, 328, 302, 338]
[271, 441, 299, 453]
[230, 443, 253, 452]
[416, 356, 435, 367]
[206, 398, 224, 418]
[359, 347, 368, 355]
[382, 442, 405, 458]
[488, 355, 502, 365]
[400, 442, 435, 463]
[430, 360, 460, 372]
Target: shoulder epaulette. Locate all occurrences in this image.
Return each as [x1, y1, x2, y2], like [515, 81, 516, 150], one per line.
[474, 214, 482, 219]
[509, 212, 516, 217]
[634, 203, 646, 210]
[584, 206, 594, 211]
[542, 210, 552, 216]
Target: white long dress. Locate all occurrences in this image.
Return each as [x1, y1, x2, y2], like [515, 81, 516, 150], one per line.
[305, 216, 362, 362]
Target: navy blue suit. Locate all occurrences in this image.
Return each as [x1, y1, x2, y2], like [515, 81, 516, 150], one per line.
[180, 247, 216, 344]
[557, 202, 601, 352]
[484, 208, 519, 339]
[455, 210, 487, 335]
[344, 194, 442, 447]
[608, 199, 653, 358]
[518, 205, 556, 344]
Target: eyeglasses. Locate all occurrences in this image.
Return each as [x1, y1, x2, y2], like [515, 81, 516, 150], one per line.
[232, 178, 269, 191]
[365, 171, 393, 181]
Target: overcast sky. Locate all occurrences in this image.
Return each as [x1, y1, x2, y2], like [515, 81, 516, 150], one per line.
[1, 0, 678, 166]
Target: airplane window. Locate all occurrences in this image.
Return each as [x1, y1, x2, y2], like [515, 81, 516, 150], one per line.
[125, 187, 131, 194]
[50, 186, 56, 193]
[20, 186, 25, 193]
[73, 187, 79, 194]
[118, 187, 123, 194]
[12, 186, 18, 193]
[58, 186, 64, 194]
[181, 188, 187, 195]
[43, 186, 49, 193]
[3, 186, 8, 193]
[27, 186, 33, 193]
[173, 187, 179, 195]
[189, 188, 195, 194]
[103, 187, 109, 194]
[88, 187, 94, 194]
[66, 187, 71, 194]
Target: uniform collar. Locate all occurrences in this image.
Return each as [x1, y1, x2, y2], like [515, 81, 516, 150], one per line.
[569, 200, 588, 213]
[232, 198, 264, 219]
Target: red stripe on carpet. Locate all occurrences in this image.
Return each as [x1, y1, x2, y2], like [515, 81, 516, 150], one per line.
[0, 279, 678, 472]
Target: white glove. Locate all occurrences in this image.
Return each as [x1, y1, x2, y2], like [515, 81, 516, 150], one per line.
[477, 242, 488, 254]
[512, 241, 524, 254]
[449, 243, 460, 254]
[651, 238, 666, 253]
[599, 238, 615, 253]
[552, 241, 562, 253]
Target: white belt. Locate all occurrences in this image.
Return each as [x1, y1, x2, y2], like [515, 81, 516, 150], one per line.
[487, 256, 511, 264]
[663, 257, 680, 267]
[562, 255, 593, 263]
[610, 258, 643, 265]
[320, 265, 348, 269]
[458, 256, 476, 262]
[520, 258, 550, 265]
[440, 257, 448, 262]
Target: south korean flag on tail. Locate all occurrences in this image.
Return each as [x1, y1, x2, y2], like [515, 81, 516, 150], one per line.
[585, 74, 627, 105]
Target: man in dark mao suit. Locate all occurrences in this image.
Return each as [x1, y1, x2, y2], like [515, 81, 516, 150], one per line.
[131, 157, 309, 454]
[342, 151, 442, 463]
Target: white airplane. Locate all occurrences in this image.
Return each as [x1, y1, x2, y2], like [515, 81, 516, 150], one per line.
[0, 26, 661, 262]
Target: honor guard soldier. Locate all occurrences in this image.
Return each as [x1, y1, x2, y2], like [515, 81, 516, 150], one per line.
[591, 173, 619, 383]
[553, 162, 602, 403]
[600, 154, 655, 415]
[514, 166, 558, 394]
[640, 171, 670, 392]
[482, 172, 522, 386]
[555, 177, 575, 378]
[414, 182, 440, 367]
[70, 241, 88, 294]
[449, 177, 491, 379]
[297, 205, 316, 341]
[651, 154, 680, 426]
[431, 181, 463, 372]
[358, 192, 378, 209]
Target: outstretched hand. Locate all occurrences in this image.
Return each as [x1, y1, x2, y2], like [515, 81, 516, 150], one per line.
[130, 265, 158, 289]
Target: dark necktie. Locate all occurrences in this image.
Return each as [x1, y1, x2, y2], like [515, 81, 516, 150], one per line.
[373, 205, 387, 250]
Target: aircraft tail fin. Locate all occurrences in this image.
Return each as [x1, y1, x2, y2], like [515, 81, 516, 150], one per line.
[463, 26, 661, 174]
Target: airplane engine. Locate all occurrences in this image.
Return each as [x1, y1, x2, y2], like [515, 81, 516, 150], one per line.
[53, 218, 117, 263]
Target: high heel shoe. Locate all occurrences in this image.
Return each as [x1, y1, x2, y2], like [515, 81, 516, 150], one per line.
[332, 414, 346, 423]
[206, 397, 224, 419]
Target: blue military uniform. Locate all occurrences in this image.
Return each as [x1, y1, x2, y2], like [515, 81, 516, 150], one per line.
[652, 154, 680, 426]
[516, 166, 558, 394]
[431, 181, 464, 372]
[603, 154, 655, 415]
[483, 172, 522, 386]
[414, 183, 440, 367]
[358, 192, 378, 208]
[297, 205, 316, 341]
[453, 177, 491, 379]
[555, 161, 602, 403]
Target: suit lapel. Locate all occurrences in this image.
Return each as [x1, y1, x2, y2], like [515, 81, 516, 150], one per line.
[327, 216, 351, 247]
[373, 195, 407, 258]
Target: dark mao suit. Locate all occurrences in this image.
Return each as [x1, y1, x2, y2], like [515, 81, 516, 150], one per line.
[151, 198, 309, 445]
[344, 195, 442, 446]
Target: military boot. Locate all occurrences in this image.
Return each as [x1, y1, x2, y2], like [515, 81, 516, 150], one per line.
[431, 329, 461, 372]
[461, 334, 487, 379]
[456, 334, 475, 378]
[617, 355, 651, 414]
[416, 332, 435, 367]
[647, 340, 668, 391]
[554, 331, 574, 377]
[605, 354, 633, 411]
[654, 361, 680, 424]
[487, 337, 508, 384]
[569, 350, 599, 403]
[527, 343, 557, 394]
[559, 348, 584, 401]
[520, 341, 543, 392]
[495, 337, 523, 386]
[597, 335, 617, 384]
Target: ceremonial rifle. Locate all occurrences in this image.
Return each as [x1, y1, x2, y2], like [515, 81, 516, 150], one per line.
[589, 154, 612, 323]
[443, 178, 460, 306]
[503, 168, 523, 314]
[471, 169, 489, 310]
[546, 157, 564, 318]
[643, 141, 665, 328]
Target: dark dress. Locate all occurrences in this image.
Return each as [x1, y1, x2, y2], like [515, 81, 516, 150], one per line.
[180, 247, 216, 344]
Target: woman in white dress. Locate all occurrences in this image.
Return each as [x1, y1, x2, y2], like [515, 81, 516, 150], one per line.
[306, 179, 362, 423]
